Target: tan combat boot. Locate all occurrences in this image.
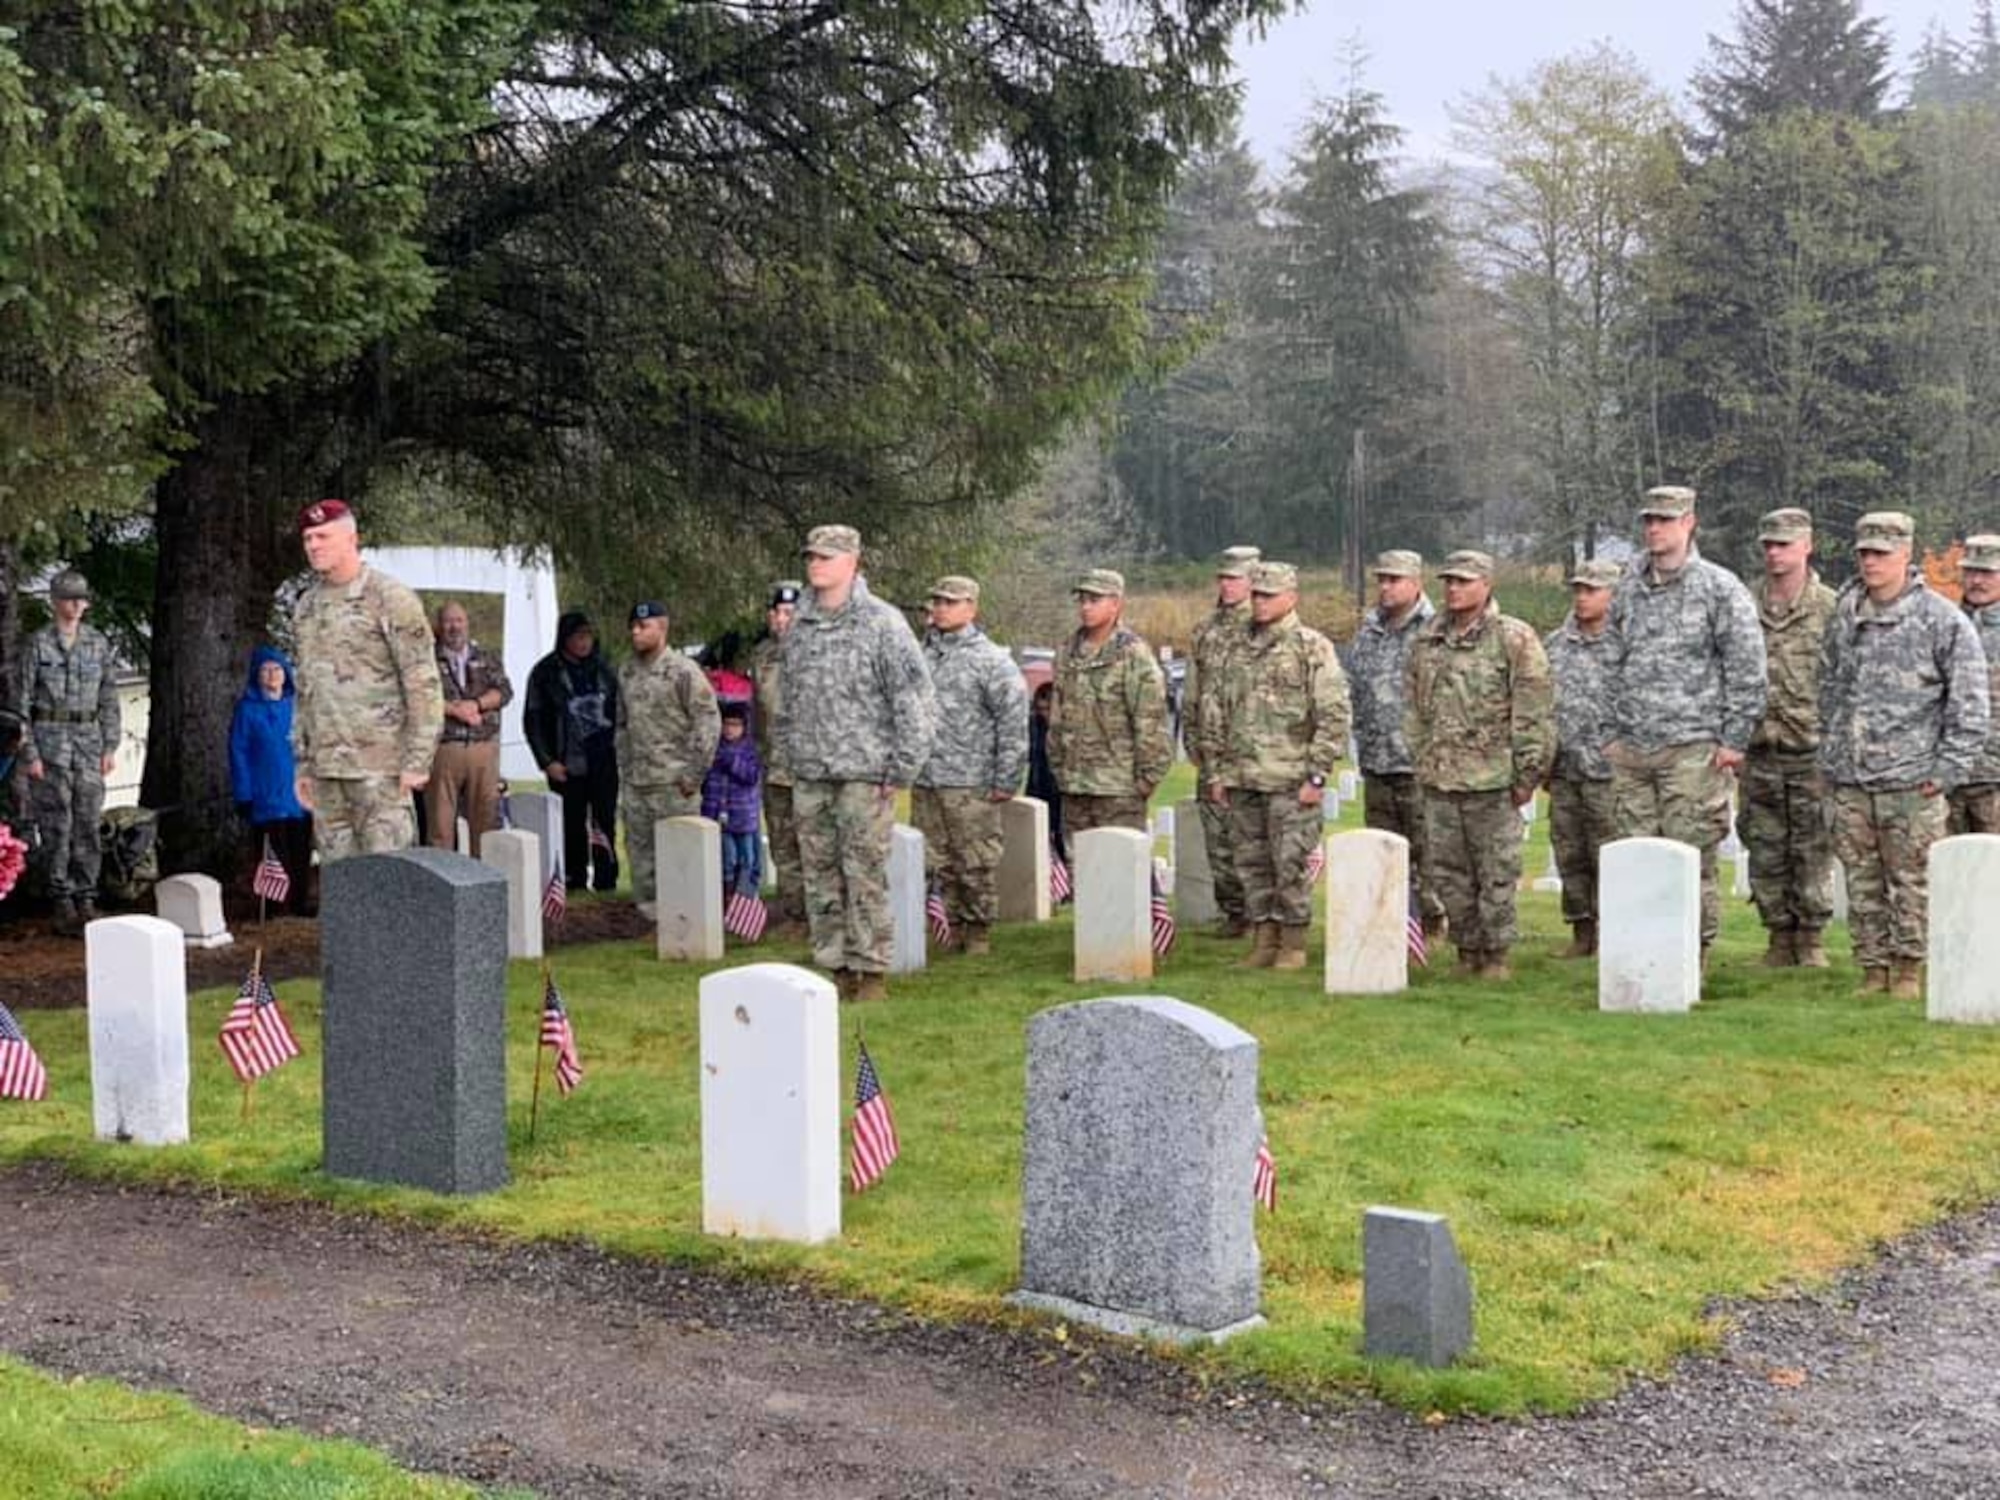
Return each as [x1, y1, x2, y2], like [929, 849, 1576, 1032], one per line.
[1761, 929, 1796, 968]
[1794, 929, 1830, 969]
[1452, 947, 1482, 978]
[1888, 961, 1923, 1001]
[960, 922, 991, 957]
[852, 972, 889, 1003]
[831, 968, 857, 1001]
[1214, 914, 1251, 940]
[1860, 966, 1890, 994]
[1240, 922, 1282, 968]
[1477, 949, 1513, 982]
[1271, 925, 1309, 971]
[1559, 921, 1597, 959]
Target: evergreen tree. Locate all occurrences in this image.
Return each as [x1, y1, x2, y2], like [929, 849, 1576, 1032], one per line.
[1693, 0, 1892, 140]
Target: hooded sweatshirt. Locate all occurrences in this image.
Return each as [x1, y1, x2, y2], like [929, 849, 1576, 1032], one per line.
[524, 610, 621, 775]
[228, 646, 308, 823]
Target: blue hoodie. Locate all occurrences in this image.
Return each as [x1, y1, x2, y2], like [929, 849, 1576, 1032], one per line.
[228, 646, 307, 823]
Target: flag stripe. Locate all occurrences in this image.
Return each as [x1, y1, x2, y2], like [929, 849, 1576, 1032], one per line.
[217, 973, 301, 1084]
[849, 1043, 901, 1192]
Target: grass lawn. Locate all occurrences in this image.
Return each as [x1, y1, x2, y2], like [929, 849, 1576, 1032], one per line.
[5, 774, 1999, 1416]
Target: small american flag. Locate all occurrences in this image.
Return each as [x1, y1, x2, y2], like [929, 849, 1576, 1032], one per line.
[925, 887, 951, 946]
[541, 973, 583, 1095]
[724, 888, 769, 942]
[542, 845, 567, 925]
[587, 814, 613, 854]
[849, 1040, 900, 1193]
[218, 968, 301, 1084]
[1304, 842, 1326, 886]
[0, 1002, 49, 1102]
[1407, 878, 1429, 968]
[1049, 853, 1072, 903]
[1253, 1135, 1278, 1213]
[252, 838, 291, 904]
[1150, 877, 1176, 958]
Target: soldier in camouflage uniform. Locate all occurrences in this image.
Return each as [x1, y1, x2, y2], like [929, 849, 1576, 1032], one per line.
[1046, 569, 1172, 837]
[1350, 549, 1444, 937]
[1184, 545, 1259, 930]
[1744, 508, 1841, 968]
[1404, 551, 1554, 979]
[1819, 513, 1991, 998]
[291, 500, 445, 865]
[1543, 558, 1622, 958]
[912, 576, 1028, 955]
[617, 600, 721, 908]
[777, 525, 937, 1002]
[1206, 562, 1351, 971]
[1605, 486, 1767, 965]
[16, 570, 121, 934]
[1950, 536, 2000, 836]
[749, 581, 805, 934]
[1182, 545, 1260, 936]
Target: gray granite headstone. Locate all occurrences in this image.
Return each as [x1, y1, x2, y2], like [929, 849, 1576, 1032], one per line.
[1012, 996, 1264, 1344]
[322, 849, 509, 1195]
[1363, 1206, 1473, 1366]
[508, 790, 563, 891]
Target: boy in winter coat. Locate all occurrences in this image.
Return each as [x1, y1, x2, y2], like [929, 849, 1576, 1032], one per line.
[228, 645, 315, 913]
[703, 703, 763, 896]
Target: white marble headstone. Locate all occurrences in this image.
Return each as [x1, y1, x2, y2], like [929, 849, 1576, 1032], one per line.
[1531, 846, 1563, 894]
[1324, 829, 1409, 995]
[998, 796, 1053, 923]
[86, 915, 190, 1146]
[155, 873, 232, 949]
[1928, 834, 2000, 1024]
[888, 823, 927, 974]
[1336, 769, 1360, 803]
[1074, 828, 1153, 983]
[508, 790, 564, 890]
[656, 816, 724, 961]
[479, 828, 543, 961]
[1598, 838, 1700, 1014]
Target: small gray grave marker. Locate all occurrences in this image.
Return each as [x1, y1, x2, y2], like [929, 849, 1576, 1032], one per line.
[1363, 1206, 1473, 1367]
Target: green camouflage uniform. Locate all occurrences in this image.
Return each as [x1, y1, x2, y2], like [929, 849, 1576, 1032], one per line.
[777, 577, 937, 976]
[617, 647, 721, 903]
[293, 565, 444, 863]
[1605, 545, 1767, 945]
[749, 633, 804, 922]
[17, 622, 121, 900]
[1184, 597, 1252, 924]
[1543, 613, 1617, 929]
[1744, 570, 1840, 937]
[1819, 573, 1991, 967]
[1046, 627, 1172, 836]
[912, 623, 1028, 928]
[1208, 611, 1350, 930]
[1405, 601, 1553, 954]
[1949, 598, 2000, 835]
[1350, 596, 1443, 930]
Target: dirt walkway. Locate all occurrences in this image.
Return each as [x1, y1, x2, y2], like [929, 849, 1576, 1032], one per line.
[4, 1166, 1997, 1498]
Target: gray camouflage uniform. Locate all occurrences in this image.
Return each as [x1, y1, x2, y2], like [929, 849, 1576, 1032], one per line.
[912, 622, 1028, 929]
[1949, 597, 2000, 835]
[1350, 594, 1442, 930]
[616, 647, 721, 904]
[17, 621, 121, 902]
[1544, 612, 1617, 930]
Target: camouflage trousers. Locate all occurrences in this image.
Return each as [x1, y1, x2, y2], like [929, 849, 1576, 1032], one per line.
[762, 780, 805, 923]
[794, 779, 897, 975]
[625, 784, 701, 903]
[1830, 785, 1948, 967]
[1547, 776, 1617, 926]
[1948, 783, 2000, 836]
[312, 775, 417, 864]
[1364, 773, 1445, 928]
[911, 787, 1004, 927]
[1422, 787, 1524, 952]
[1610, 743, 1732, 946]
[28, 731, 106, 899]
[1741, 751, 1835, 934]
[1225, 789, 1321, 928]
[1197, 790, 1246, 922]
[1061, 793, 1149, 837]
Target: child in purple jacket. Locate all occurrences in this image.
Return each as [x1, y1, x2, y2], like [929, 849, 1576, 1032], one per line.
[703, 702, 763, 895]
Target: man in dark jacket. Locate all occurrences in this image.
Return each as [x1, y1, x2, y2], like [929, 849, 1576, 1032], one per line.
[523, 611, 621, 891]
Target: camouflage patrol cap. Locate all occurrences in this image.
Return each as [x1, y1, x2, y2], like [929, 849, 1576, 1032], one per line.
[1371, 549, 1424, 579]
[1959, 534, 2000, 573]
[1639, 485, 1698, 519]
[1436, 550, 1494, 581]
[802, 524, 861, 558]
[1854, 512, 1915, 554]
[296, 498, 354, 532]
[768, 580, 803, 608]
[928, 575, 980, 603]
[1568, 559, 1624, 589]
[1073, 568, 1125, 597]
[1758, 507, 1814, 543]
[1248, 561, 1299, 594]
[1215, 545, 1262, 579]
[48, 569, 91, 602]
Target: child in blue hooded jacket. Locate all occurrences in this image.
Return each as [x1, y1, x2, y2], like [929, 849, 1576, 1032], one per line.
[228, 645, 314, 914]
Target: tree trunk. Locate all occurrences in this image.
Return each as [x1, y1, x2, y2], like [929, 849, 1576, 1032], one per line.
[0, 539, 19, 706]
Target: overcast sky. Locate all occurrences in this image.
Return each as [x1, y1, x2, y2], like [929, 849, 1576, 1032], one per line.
[1232, 0, 1969, 171]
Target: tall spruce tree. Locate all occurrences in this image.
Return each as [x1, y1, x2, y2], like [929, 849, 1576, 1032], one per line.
[1693, 0, 1893, 140]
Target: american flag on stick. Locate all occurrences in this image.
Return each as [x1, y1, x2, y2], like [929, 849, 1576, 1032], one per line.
[587, 814, 613, 854]
[1150, 876, 1176, 958]
[1253, 1136, 1278, 1213]
[1304, 842, 1326, 886]
[849, 1040, 900, 1193]
[218, 961, 301, 1084]
[542, 845, 568, 925]
[251, 837, 291, 904]
[1406, 877, 1429, 968]
[925, 887, 951, 946]
[540, 972, 583, 1095]
[0, 1002, 49, 1102]
[1049, 852, 1072, 903]
[724, 888, 769, 942]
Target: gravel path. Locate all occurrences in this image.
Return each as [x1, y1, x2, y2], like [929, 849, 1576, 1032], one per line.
[3, 1166, 1996, 1498]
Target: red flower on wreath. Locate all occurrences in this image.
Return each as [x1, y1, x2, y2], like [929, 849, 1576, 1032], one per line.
[0, 823, 26, 903]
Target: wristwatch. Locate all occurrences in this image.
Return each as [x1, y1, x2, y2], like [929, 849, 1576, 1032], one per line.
[1307, 773, 1326, 788]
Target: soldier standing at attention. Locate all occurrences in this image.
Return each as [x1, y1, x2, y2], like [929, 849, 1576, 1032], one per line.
[616, 600, 721, 912]
[1543, 559, 1623, 958]
[292, 500, 444, 863]
[1207, 562, 1350, 971]
[749, 581, 806, 937]
[1819, 513, 1990, 998]
[1950, 535, 2000, 836]
[1350, 550, 1443, 940]
[1182, 545, 1259, 936]
[17, 570, 121, 935]
[1404, 551, 1553, 980]
[777, 525, 937, 1003]
[1604, 485, 1766, 971]
[912, 576, 1028, 956]
[1743, 509, 1840, 969]
[1046, 569, 1172, 838]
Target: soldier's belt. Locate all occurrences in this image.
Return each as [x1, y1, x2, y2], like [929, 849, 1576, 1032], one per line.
[32, 710, 97, 725]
